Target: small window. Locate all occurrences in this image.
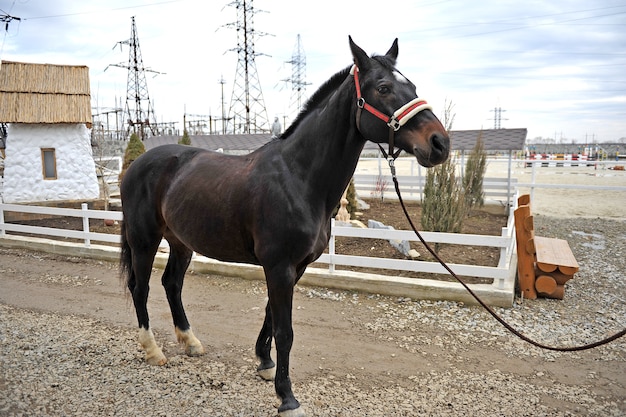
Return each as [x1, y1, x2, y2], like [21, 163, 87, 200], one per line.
[41, 148, 57, 180]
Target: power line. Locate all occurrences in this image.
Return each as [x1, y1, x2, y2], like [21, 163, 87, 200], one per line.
[22, 1, 181, 20]
[0, 9, 20, 57]
[1, 10, 20, 31]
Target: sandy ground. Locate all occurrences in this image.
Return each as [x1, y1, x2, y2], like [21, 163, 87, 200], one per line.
[0, 238, 624, 416]
[0, 157, 624, 416]
[355, 157, 626, 219]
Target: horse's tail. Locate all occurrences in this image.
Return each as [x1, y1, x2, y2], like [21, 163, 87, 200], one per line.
[119, 219, 132, 292]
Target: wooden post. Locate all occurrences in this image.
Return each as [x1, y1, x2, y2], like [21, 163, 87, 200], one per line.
[514, 204, 537, 299]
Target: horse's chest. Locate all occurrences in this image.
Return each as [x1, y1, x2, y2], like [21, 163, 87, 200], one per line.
[308, 222, 332, 259]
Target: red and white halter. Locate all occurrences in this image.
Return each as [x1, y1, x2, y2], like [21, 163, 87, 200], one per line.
[351, 65, 432, 161]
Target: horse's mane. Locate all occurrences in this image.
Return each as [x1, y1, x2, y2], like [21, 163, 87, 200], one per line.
[278, 54, 397, 140]
[280, 65, 352, 139]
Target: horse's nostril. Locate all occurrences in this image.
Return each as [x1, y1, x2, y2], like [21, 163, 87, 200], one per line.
[431, 132, 448, 154]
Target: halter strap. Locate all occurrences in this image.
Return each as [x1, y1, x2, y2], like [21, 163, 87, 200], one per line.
[351, 65, 432, 162]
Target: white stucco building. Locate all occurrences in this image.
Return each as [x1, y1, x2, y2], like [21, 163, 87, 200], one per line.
[0, 61, 99, 204]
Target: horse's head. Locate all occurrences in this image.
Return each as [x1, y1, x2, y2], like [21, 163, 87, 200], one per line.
[349, 36, 450, 168]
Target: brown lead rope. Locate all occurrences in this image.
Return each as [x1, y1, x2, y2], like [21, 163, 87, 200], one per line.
[388, 167, 626, 352]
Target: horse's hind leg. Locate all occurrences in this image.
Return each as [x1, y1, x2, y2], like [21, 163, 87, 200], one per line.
[255, 301, 276, 380]
[128, 241, 167, 366]
[162, 237, 204, 356]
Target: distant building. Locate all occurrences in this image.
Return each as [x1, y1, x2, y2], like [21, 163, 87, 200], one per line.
[142, 128, 528, 156]
[0, 61, 99, 203]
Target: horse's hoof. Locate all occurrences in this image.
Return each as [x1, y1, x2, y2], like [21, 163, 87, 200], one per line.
[146, 353, 167, 366]
[176, 327, 204, 357]
[139, 328, 167, 365]
[257, 365, 276, 381]
[185, 344, 205, 356]
[278, 406, 305, 417]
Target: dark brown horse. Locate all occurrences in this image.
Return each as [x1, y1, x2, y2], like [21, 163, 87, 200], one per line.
[120, 37, 449, 416]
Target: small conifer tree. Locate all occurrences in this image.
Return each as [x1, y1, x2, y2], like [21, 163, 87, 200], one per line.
[179, 129, 192, 145]
[118, 132, 145, 183]
[463, 132, 487, 214]
[420, 99, 466, 253]
[421, 154, 467, 252]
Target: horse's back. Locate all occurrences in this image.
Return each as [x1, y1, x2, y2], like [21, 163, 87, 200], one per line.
[121, 145, 208, 228]
[125, 144, 203, 177]
[122, 144, 208, 193]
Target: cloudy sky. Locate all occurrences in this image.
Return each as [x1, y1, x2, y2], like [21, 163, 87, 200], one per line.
[2, 0, 625, 142]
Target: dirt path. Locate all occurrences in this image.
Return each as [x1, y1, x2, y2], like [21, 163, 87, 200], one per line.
[1, 246, 624, 416]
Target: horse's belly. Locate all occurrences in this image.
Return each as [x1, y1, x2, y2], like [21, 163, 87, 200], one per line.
[165, 217, 259, 265]
[193, 243, 260, 265]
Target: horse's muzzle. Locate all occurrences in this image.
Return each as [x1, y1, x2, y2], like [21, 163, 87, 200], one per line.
[415, 132, 450, 167]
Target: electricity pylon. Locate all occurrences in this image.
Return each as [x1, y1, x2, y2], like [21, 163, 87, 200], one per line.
[224, 0, 270, 134]
[490, 106, 507, 129]
[284, 34, 310, 116]
[106, 16, 162, 139]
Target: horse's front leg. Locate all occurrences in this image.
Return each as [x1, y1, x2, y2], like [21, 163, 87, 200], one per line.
[265, 265, 304, 417]
[255, 301, 276, 380]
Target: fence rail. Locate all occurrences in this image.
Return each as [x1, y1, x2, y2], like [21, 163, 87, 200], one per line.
[0, 203, 122, 246]
[321, 214, 515, 288]
[353, 174, 517, 202]
[0, 201, 517, 289]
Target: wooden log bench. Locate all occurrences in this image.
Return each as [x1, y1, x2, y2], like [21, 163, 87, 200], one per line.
[514, 194, 579, 299]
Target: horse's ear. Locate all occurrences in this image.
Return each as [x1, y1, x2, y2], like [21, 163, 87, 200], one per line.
[349, 35, 371, 72]
[385, 38, 399, 65]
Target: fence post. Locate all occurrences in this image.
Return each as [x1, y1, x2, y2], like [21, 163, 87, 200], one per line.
[496, 226, 508, 289]
[530, 161, 537, 202]
[81, 203, 91, 247]
[0, 204, 5, 236]
[506, 150, 513, 206]
[329, 219, 336, 273]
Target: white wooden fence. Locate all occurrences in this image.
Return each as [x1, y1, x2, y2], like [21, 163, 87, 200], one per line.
[354, 174, 517, 203]
[322, 216, 516, 289]
[0, 203, 121, 246]
[0, 202, 517, 289]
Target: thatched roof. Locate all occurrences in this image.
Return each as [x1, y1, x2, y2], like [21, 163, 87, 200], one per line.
[0, 61, 92, 126]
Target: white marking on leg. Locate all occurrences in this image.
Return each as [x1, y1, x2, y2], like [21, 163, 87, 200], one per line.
[175, 327, 205, 356]
[138, 327, 167, 365]
[279, 406, 306, 417]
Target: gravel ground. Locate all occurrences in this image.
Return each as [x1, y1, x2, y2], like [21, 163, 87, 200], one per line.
[0, 215, 625, 416]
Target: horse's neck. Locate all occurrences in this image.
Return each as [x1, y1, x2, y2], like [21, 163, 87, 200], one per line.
[281, 86, 364, 210]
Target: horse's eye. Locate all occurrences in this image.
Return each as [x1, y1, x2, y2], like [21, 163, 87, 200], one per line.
[377, 86, 390, 95]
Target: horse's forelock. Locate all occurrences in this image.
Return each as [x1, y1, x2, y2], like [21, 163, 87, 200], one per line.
[371, 54, 396, 71]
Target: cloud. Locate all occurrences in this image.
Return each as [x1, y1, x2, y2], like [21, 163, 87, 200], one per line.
[2, 0, 625, 141]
